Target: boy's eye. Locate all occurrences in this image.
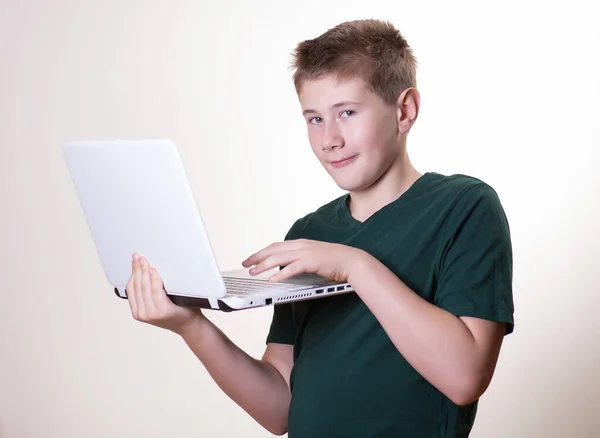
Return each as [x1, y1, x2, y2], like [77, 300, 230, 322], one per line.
[309, 117, 323, 125]
[341, 110, 355, 117]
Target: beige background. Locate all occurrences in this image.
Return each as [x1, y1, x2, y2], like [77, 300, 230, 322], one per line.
[1, 1, 599, 437]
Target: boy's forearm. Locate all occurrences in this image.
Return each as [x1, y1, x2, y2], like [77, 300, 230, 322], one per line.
[178, 316, 290, 435]
[348, 254, 501, 406]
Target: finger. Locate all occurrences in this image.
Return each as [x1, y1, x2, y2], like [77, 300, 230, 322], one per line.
[133, 255, 147, 320]
[242, 240, 297, 268]
[139, 257, 156, 317]
[127, 254, 141, 318]
[269, 260, 307, 283]
[242, 243, 276, 268]
[250, 249, 305, 276]
[149, 267, 170, 308]
[126, 274, 138, 319]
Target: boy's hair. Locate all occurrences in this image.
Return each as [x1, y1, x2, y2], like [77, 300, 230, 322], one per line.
[291, 19, 417, 106]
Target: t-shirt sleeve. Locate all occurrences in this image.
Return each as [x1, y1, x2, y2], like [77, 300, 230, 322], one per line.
[265, 223, 299, 345]
[266, 302, 296, 345]
[434, 183, 515, 335]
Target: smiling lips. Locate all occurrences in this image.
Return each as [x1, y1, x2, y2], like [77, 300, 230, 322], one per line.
[330, 155, 358, 168]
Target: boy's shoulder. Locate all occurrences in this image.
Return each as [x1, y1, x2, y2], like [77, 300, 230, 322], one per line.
[426, 171, 498, 195]
[421, 171, 506, 213]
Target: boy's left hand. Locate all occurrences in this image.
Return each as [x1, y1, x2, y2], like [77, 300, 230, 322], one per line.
[242, 239, 367, 283]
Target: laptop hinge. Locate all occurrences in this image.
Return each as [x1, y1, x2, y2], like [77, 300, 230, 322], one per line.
[208, 297, 219, 310]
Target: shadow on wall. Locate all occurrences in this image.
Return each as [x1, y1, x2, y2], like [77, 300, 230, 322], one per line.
[531, 202, 600, 437]
[480, 184, 600, 438]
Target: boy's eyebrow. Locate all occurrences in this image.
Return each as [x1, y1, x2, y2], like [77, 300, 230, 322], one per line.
[302, 101, 363, 116]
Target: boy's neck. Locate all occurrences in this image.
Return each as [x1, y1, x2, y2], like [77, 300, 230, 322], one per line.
[347, 152, 422, 223]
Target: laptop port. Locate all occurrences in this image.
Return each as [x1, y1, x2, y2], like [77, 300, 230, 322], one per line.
[337, 286, 344, 291]
[265, 298, 273, 306]
[315, 289, 324, 294]
[327, 287, 335, 292]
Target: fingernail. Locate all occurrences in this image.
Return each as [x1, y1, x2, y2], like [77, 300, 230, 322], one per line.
[250, 267, 256, 274]
[132, 253, 138, 261]
[149, 268, 155, 276]
[139, 258, 144, 266]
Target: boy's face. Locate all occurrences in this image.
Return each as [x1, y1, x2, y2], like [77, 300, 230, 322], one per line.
[298, 74, 403, 193]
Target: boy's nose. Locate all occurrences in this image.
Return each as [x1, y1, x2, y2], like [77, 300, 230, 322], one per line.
[322, 125, 344, 151]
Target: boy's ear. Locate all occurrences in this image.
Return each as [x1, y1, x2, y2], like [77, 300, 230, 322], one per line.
[396, 87, 420, 134]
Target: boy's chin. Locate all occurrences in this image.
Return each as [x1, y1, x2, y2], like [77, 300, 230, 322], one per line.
[330, 174, 370, 193]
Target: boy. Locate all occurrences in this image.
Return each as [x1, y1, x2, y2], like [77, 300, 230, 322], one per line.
[126, 19, 514, 437]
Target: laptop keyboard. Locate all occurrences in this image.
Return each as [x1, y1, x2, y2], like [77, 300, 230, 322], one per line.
[223, 277, 312, 296]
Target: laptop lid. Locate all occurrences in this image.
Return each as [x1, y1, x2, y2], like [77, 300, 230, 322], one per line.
[62, 139, 227, 298]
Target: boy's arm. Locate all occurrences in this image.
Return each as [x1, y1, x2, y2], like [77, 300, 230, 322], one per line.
[125, 254, 292, 436]
[346, 185, 512, 406]
[179, 318, 293, 435]
[348, 257, 505, 406]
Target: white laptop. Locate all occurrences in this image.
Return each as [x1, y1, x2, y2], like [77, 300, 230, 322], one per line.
[62, 139, 353, 311]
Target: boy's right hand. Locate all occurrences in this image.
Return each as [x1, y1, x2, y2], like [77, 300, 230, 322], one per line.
[126, 253, 205, 336]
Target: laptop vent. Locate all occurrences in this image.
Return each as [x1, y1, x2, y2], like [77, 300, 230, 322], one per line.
[277, 293, 313, 302]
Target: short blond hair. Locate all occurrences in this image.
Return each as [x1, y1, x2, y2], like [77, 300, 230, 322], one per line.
[291, 19, 418, 105]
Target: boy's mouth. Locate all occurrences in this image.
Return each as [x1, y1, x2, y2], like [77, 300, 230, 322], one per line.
[330, 155, 358, 168]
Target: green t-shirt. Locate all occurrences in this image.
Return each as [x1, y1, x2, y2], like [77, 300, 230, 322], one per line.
[266, 172, 515, 438]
